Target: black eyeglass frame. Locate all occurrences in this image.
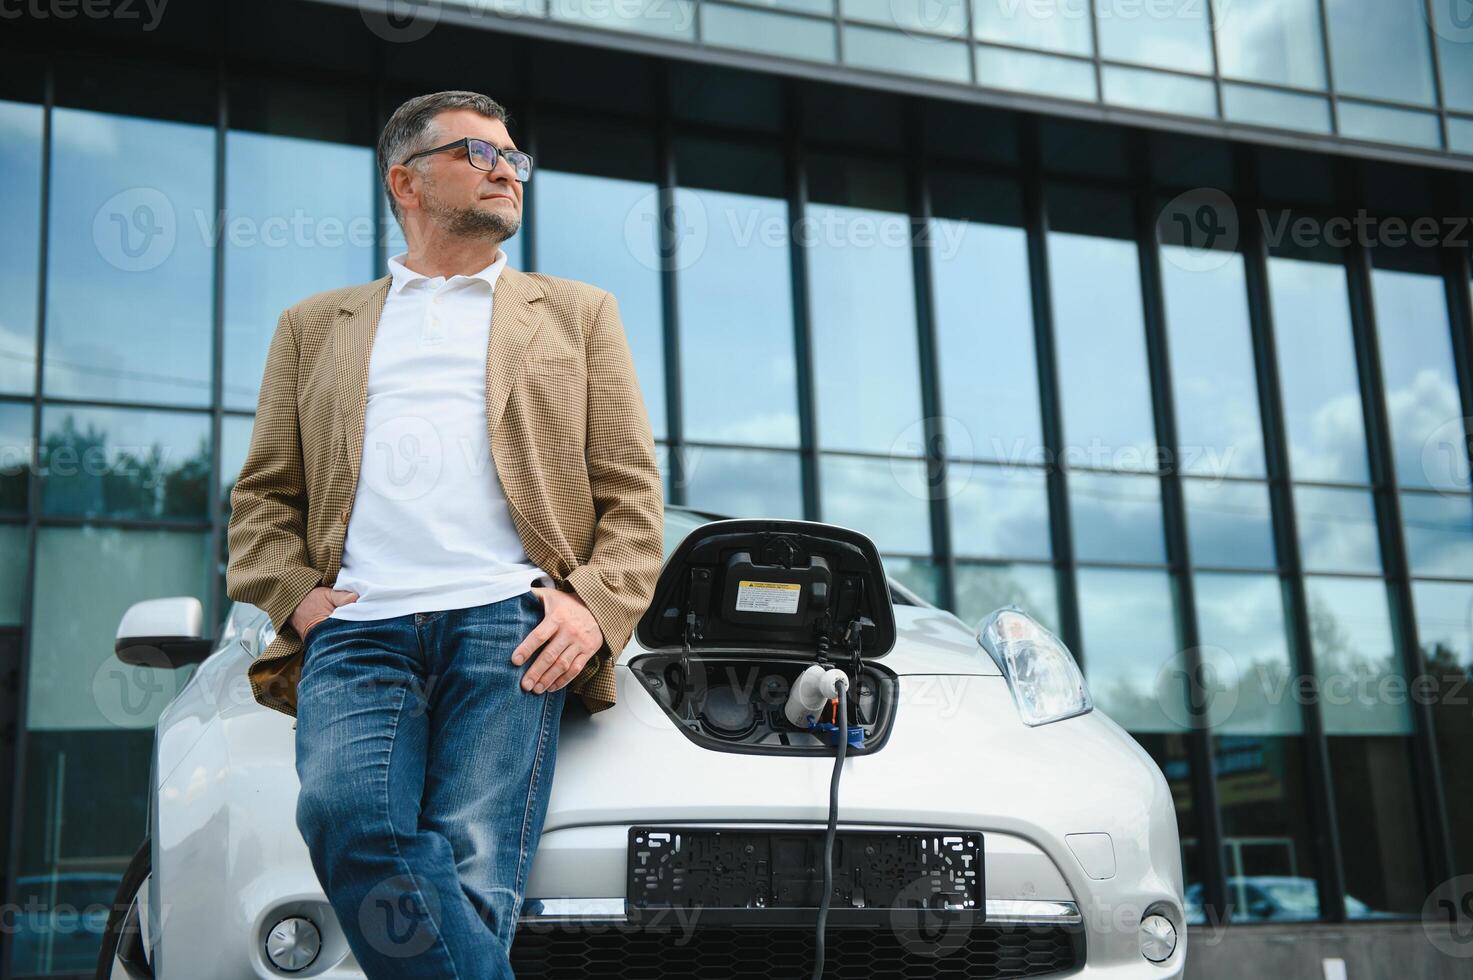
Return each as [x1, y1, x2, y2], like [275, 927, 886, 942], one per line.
[399, 137, 534, 181]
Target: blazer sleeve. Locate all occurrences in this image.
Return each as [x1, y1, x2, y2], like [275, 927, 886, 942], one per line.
[225, 306, 324, 638]
[563, 289, 666, 665]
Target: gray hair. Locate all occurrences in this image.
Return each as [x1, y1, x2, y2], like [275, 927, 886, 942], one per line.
[377, 90, 512, 227]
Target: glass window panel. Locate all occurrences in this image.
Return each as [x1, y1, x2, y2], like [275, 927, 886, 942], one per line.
[1048, 229, 1159, 472]
[45, 109, 214, 406]
[819, 454, 932, 554]
[1325, 0, 1437, 105]
[1070, 470, 1167, 564]
[1102, 65, 1218, 117]
[1077, 567, 1184, 732]
[222, 131, 377, 411]
[702, 2, 838, 60]
[674, 183, 799, 446]
[975, 46, 1099, 101]
[1, 401, 30, 513]
[884, 555, 945, 604]
[948, 464, 1051, 560]
[1214, 734, 1321, 923]
[1337, 101, 1443, 149]
[1294, 485, 1383, 574]
[1212, 0, 1327, 88]
[1369, 264, 1469, 492]
[1401, 492, 1473, 578]
[930, 211, 1043, 465]
[1184, 479, 1276, 570]
[1094, 0, 1214, 73]
[0, 99, 42, 396]
[845, 0, 966, 37]
[1194, 572, 1300, 734]
[841, 26, 972, 83]
[1413, 579, 1473, 878]
[1432, 1, 1473, 112]
[1327, 735, 1428, 916]
[1160, 249, 1266, 478]
[954, 561, 1060, 634]
[220, 413, 254, 520]
[1222, 84, 1333, 134]
[1452, 116, 1473, 155]
[26, 525, 211, 729]
[13, 729, 153, 974]
[40, 406, 211, 520]
[973, 0, 1094, 54]
[1305, 576, 1411, 735]
[807, 201, 923, 453]
[549, 0, 697, 38]
[1267, 256, 1371, 483]
[0, 522, 25, 624]
[537, 169, 667, 440]
[681, 446, 805, 519]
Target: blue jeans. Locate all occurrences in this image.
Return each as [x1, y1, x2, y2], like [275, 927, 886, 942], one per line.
[293, 590, 568, 980]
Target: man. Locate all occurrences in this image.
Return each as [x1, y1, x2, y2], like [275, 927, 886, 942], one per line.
[225, 90, 664, 979]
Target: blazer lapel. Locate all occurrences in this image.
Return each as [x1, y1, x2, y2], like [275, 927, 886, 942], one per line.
[334, 275, 392, 484]
[485, 264, 546, 435]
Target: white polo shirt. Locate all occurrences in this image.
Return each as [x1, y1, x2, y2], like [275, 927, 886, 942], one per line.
[328, 247, 555, 622]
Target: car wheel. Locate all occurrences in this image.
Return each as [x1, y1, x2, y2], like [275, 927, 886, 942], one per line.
[94, 838, 153, 980]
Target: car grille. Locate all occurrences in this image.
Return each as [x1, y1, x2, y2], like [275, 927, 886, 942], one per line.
[510, 922, 1081, 978]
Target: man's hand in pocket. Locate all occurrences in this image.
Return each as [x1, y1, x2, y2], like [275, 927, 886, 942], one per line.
[290, 587, 359, 641]
[510, 587, 604, 694]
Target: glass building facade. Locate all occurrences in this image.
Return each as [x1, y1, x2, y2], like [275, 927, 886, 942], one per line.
[3, 0, 1473, 974]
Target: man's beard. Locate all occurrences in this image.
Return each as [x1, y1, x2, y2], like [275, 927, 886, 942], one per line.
[421, 182, 521, 242]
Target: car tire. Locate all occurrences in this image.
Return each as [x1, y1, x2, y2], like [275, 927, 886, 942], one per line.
[94, 837, 153, 980]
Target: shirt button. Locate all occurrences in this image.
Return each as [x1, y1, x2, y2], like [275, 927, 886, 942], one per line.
[340, 508, 351, 523]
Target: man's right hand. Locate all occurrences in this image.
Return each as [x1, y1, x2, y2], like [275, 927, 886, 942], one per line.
[290, 587, 360, 641]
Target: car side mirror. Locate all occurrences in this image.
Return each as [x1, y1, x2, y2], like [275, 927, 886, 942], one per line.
[115, 597, 214, 669]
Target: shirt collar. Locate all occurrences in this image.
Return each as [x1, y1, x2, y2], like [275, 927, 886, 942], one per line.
[387, 247, 508, 297]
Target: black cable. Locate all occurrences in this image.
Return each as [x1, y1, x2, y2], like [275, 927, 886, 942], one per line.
[811, 677, 847, 980]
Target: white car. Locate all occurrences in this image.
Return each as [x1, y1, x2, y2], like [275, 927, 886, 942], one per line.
[98, 508, 1185, 979]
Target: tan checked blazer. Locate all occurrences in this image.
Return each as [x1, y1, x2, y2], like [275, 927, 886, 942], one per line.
[225, 263, 665, 719]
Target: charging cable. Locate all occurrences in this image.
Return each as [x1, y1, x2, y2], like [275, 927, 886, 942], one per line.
[811, 675, 847, 980]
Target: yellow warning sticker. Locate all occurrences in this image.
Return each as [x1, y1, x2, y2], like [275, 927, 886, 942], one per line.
[735, 580, 801, 615]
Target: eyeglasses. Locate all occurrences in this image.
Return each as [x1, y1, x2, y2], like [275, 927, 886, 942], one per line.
[400, 137, 534, 182]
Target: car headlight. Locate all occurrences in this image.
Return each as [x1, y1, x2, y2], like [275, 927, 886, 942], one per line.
[977, 607, 1092, 727]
